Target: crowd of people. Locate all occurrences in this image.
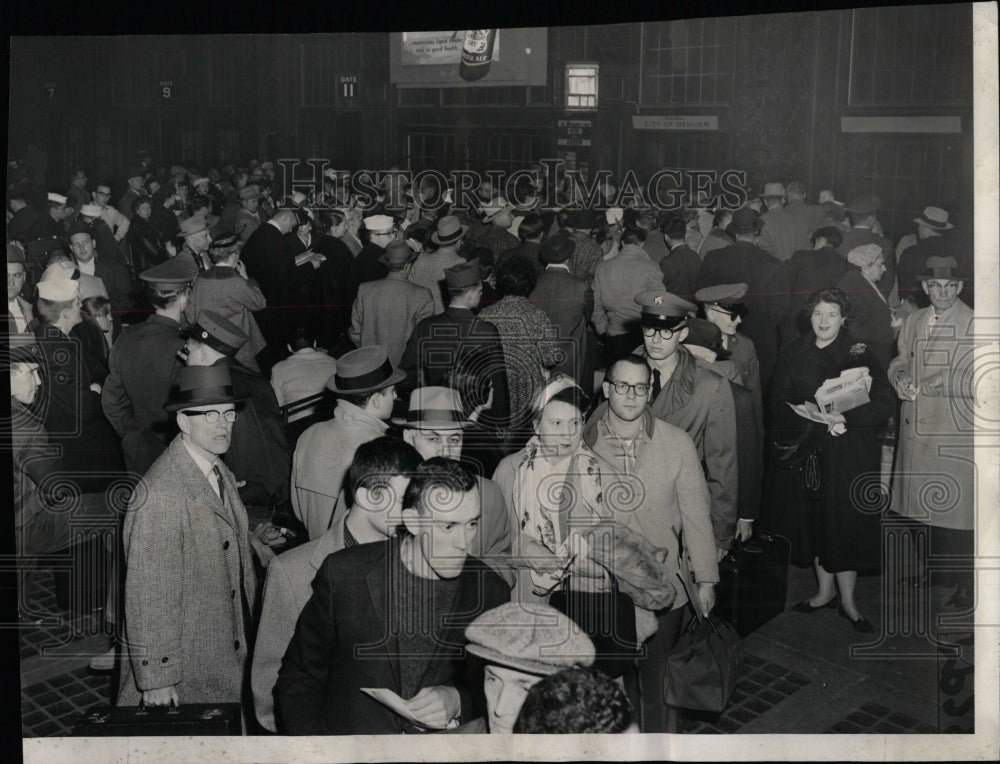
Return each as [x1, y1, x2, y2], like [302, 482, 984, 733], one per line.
[4, 154, 976, 735]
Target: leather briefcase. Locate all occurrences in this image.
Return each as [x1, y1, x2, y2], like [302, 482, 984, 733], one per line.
[72, 703, 243, 736]
[715, 531, 791, 637]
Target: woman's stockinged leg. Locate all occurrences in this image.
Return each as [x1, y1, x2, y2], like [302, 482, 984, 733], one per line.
[810, 557, 837, 607]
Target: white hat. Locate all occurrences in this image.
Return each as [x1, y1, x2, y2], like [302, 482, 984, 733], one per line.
[363, 214, 394, 234]
[509, 215, 525, 238]
[605, 207, 624, 226]
[37, 262, 80, 301]
[323, 168, 338, 180]
[47, 193, 68, 205]
[80, 203, 103, 218]
[192, 176, 210, 187]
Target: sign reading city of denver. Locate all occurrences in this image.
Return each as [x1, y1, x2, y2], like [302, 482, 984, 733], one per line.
[632, 115, 719, 131]
[401, 31, 501, 66]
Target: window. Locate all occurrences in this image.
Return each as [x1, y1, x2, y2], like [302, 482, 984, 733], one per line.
[641, 18, 735, 104]
[566, 63, 598, 110]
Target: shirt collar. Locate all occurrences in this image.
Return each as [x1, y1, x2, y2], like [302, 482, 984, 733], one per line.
[180, 435, 218, 480]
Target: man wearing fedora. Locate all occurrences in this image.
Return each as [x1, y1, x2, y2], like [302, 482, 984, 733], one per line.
[696, 206, 789, 392]
[896, 206, 969, 309]
[292, 345, 405, 540]
[476, 203, 520, 264]
[102, 257, 197, 477]
[838, 195, 897, 301]
[398, 258, 510, 424]
[410, 215, 468, 315]
[253, 436, 422, 732]
[888, 256, 975, 610]
[277, 457, 509, 734]
[349, 239, 434, 367]
[530, 231, 594, 385]
[184, 310, 290, 530]
[176, 213, 215, 273]
[395, 386, 514, 586]
[183, 233, 267, 372]
[118, 364, 257, 711]
[757, 181, 825, 262]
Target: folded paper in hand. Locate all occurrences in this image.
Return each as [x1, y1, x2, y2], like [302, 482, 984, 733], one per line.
[814, 366, 872, 413]
[360, 688, 459, 730]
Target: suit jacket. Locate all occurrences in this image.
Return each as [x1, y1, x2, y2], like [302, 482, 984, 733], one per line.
[276, 537, 509, 734]
[398, 306, 511, 425]
[101, 314, 185, 476]
[253, 513, 347, 732]
[184, 266, 268, 366]
[591, 244, 665, 337]
[118, 436, 257, 706]
[409, 248, 465, 315]
[696, 240, 789, 389]
[92, 251, 135, 313]
[349, 273, 435, 367]
[758, 201, 825, 262]
[530, 267, 594, 383]
[659, 244, 701, 300]
[5, 294, 33, 335]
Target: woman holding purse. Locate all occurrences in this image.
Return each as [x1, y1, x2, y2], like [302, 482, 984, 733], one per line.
[763, 289, 895, 632]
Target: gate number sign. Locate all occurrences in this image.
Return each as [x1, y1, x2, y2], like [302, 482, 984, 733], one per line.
[160, 80, 173, 99]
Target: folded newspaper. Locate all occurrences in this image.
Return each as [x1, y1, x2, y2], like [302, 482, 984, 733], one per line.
[788, 366, 872, 421]
[360, 688, 460, 730]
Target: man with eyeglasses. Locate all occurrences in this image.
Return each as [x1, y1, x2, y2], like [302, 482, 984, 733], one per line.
[346, 214, 396, 304]
[888, 256, 975, 610]
[118, 364, 258, 713]
[605, 289, 738, 562]
[90, 182, 130, 242]
[583, 353, 718, 732]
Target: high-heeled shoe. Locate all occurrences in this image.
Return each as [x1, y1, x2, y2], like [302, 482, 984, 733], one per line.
[838, 605, 874, 633]
[792, 596, 838, 613]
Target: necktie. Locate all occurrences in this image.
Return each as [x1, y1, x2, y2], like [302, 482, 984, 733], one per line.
[211, 465, 225, 504]
[651, 369, 662, 399]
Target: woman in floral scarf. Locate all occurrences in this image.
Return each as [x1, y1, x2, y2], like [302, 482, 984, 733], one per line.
[492, 375, 675, 616]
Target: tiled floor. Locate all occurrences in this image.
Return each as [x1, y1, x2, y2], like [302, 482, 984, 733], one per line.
[18, 557, 976, 738]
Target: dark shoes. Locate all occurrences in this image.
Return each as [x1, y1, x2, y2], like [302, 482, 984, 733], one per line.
[792, 597, 838, 613]
[838, 605, 874, 633]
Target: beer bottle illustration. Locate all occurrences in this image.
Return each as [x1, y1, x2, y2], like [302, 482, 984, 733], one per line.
[459, 30, 496, 81]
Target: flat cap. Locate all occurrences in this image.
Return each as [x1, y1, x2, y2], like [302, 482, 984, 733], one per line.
[139, 257, 199, 289]
[444, 258, 481, 290]
[465, 603, 595, 676]
[363, 214, 395, 234]
[635, 289, 696, 328]
[188, 309, 248, 356]
[695, 283, 748, 306]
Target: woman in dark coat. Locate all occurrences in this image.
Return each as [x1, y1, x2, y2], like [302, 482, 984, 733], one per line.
[125, 196, 169, 274]
[763, 288, 894, 632]
[314, 208, 357, 349]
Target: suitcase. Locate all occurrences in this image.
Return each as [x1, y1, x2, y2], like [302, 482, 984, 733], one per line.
[72, 703, 243, 736]
[714, 530, 791, 637]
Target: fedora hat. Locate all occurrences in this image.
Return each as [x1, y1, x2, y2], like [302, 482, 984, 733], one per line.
[845, 195, 881, 216]
[540, 232, 576, 264]
[326, 345, 406, 394]
[917, 256, 969, 282]
[378, 239, 417, 267]
[726, 206, 763, 236]
[165, 365, 246, 412]
[391, 386, 470, 429]
[913, 206, 953, 231]
[431, 215, 469, 246]
[683, 316, 732, 361]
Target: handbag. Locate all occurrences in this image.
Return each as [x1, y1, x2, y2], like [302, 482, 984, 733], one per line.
[771, 421, 824, 493]
[664, 610, 743, 713]
[549, 561, 640, 679]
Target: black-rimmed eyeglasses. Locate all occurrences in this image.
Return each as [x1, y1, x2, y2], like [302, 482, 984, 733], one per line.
[606, 380, 650, 397]
[641, 326, 678, 340]
[181, 409, 238, 424]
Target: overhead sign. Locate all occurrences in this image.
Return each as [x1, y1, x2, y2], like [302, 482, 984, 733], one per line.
[400, 31, 500, 66]
[632, 115, 718, 131]
[338, 74, 360, 107]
